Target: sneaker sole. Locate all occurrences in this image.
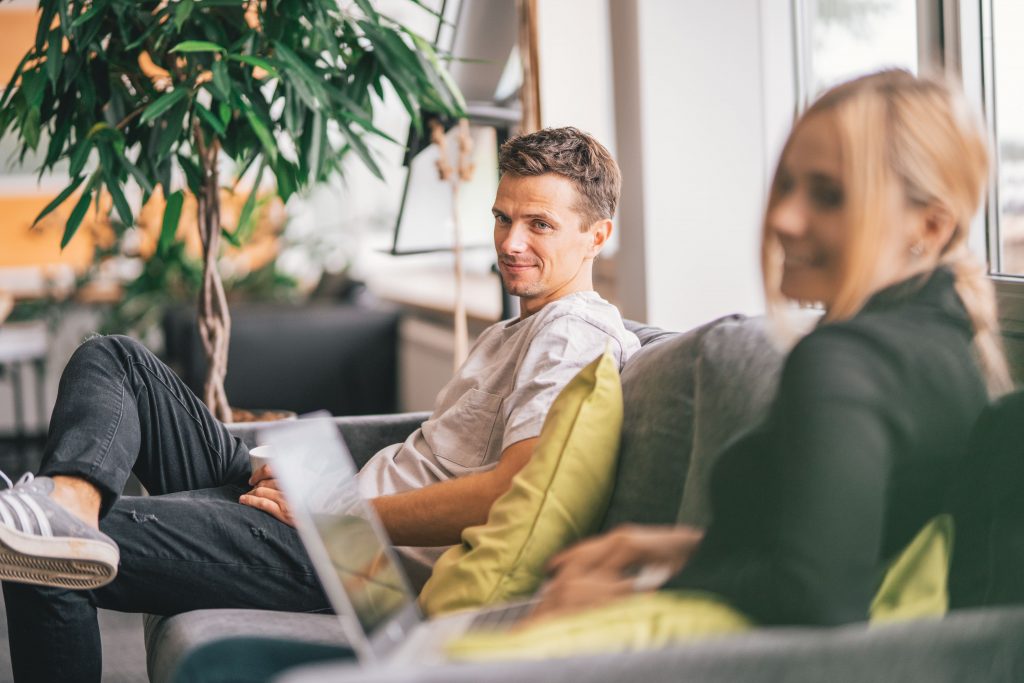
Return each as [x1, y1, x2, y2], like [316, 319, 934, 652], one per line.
[0, 523, 118, 590]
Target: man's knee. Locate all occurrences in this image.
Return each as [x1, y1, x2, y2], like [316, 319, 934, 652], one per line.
[71, 335, 151, 370]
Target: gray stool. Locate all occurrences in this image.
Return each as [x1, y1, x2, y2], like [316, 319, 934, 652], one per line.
[0, 321, 48, 469]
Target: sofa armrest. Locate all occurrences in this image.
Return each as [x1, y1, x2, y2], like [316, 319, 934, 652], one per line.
[226, 412, 430, 469]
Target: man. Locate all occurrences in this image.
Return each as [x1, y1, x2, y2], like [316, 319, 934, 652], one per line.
[0, 127, 639, 682]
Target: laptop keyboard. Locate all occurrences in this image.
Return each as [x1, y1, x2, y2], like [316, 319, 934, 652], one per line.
[466, 600, 536, 632]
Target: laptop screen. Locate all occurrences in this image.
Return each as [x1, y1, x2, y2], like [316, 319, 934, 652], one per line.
[260, 419, 416, 637]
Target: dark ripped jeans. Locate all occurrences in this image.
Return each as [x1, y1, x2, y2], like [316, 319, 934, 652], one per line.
[3, 335, 330, 683]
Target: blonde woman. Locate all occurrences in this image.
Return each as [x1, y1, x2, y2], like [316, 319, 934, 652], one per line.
[536, 70, 1011, 627]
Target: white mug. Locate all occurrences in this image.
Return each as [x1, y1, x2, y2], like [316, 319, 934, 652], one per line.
[248, 445, 275, 475]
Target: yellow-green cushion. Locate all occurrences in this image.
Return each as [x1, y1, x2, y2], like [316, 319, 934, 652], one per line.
[442, 516, 953, 661]
[869, 514, 953, 624]
[446, 591, 752, 661]
[418, 349, 623, 617]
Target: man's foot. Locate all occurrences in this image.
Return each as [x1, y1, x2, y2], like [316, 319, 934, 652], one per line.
[0, 473, 119, 589]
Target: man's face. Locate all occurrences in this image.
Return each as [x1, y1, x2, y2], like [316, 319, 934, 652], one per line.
[491, 173, 606, 316]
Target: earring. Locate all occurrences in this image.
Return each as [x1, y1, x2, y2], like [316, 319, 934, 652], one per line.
[909, 241, 925, 258]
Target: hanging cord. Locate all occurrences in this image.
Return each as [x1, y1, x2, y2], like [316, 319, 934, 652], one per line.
[430, 119, 475, 372]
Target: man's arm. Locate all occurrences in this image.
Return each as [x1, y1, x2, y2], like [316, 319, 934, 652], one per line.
[372, 437, 539, 547]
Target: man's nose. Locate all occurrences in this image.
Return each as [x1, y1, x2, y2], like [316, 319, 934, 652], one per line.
[499, 222, 529, 254]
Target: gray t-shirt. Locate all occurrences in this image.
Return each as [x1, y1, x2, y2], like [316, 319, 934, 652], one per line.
[357, 289, 639, 501]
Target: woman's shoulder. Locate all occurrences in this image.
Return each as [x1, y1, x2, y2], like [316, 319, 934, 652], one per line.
[783, 306, 977, 406]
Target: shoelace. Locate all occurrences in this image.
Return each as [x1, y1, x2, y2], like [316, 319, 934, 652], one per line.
[0, 471, 34, 491]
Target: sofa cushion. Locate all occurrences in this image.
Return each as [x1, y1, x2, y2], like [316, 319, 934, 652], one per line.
[444, 591, 751, 662]
[870, 515, 953, 623]
[144, 610, 350, 683]
[603, 315, 785, 530]
[418, 349, 623, 616]
[275, 605, 1024, 683]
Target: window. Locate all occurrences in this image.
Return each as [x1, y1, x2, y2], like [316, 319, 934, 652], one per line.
[796, 0, 919, 104]
[987, 0, 1024, 275]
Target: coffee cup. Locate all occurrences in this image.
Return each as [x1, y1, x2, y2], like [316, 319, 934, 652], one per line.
[249, 445, 275, 476]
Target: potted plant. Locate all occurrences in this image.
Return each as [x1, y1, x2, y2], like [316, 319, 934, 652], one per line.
[0, 0, 464, 421]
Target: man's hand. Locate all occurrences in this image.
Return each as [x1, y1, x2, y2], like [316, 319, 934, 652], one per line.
[239, 464, 295, 526]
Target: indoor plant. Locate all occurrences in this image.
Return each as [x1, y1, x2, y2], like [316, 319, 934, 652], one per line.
[0, 0, 464, 420]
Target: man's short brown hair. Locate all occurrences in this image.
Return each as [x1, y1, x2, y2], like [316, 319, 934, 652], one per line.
[498, 127, 621, 230]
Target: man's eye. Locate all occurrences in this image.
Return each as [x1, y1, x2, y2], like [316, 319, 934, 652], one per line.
[534, 221, 551, 230]
[494, 214, 510, 224]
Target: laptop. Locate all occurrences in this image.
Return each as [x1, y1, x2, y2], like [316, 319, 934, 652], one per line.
[258, 417, 534, 666]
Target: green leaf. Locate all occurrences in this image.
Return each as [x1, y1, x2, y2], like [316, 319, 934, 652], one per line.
[235, 161, 265, 242]
[123, 159, 155, 196]
[32, 176, 85, 227]
[227, 54, 279, 77]
[221, 226, 241, 247]
[70, 2, 105, 28]
[22, 108, 41, 150]
[155, 97, 190, 161]
[337, 120, 382, 180]
[177, 153, 203, 196]
[195, 103, 226, 136]
[159, 190, 185, 255]
[352, 0, 381, 22]
[170, 40, 226, 54]
[218, 102, 231, 126]
[20, 69, 45, 108]
[211, 60, 230, 100]
[243, 106, 277, 162]
[45, 29, 62, 86]
[174, 0, 195, 31]
[103, 166, 134, 227]
[68, 138, 93, 177]
[140, 88, 189, 125]
[62, 176, 99, 250]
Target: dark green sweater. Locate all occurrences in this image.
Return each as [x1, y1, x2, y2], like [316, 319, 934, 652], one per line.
[666, 268, 988, 626]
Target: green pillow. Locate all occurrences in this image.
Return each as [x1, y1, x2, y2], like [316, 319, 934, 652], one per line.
[446, 591, 752, 661]
[442, 516, 952, 661]
[869, 514, 953, 624]
[418, 349, 623, 617]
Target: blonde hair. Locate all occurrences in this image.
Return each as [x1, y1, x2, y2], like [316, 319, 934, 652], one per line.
[762, 69, 1011, 396]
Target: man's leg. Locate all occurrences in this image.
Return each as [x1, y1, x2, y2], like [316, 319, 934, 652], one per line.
[3, 334, 278, 682]
[39, 334, 250, 508]
[6, 487, 330, 683]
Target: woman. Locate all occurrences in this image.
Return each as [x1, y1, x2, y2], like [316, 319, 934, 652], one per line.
[534, 69, 1011, 627]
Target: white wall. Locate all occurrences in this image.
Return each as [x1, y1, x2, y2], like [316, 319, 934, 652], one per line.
[608, 1, 799, 332]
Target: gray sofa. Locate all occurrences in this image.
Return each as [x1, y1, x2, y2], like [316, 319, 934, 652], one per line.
[143, 315, 1024, 683]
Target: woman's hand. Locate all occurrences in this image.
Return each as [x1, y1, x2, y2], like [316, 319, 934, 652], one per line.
[546, 524, 705, 581]
[529, 524, 705, 621]
[239, 464, 295, 527]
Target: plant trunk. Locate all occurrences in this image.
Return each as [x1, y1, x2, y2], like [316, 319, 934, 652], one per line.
[195, 132, 232, 422]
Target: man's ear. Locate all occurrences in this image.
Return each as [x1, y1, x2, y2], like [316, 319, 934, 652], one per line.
[587, 219, 613, 258]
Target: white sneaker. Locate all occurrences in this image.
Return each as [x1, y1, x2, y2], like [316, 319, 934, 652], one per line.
[0, 473, 119, 589]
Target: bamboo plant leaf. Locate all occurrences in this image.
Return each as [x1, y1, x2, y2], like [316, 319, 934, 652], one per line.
[243, 105, 277, 162]
[174, 0, 195, 31]
[235, 161, 266, 242]
[103, 162, 134, 228]
[170, 41, 226, 54]
[195, 103, 227, 136]
[140, 88, 189, 125]
[211, 60, 231, 101]
[158, 190, 185, 255]
[32, 175, 86, 227]
[61, 175, 100, 249]
[227, 54, 279, 77]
